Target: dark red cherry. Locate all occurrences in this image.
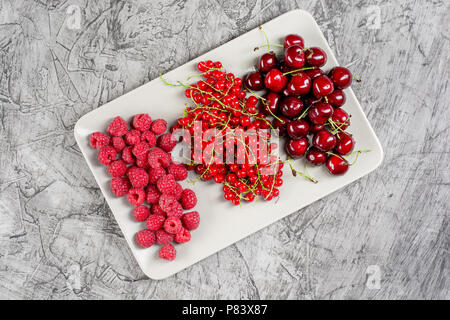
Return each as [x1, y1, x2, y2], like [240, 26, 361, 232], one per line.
[308, 102, 334, 125]
[284, 45, 305, 69]
[279, 97, 304, 118]
[281, 87, 291, 97]
[331, 108, 350, 130]
[309, 123, 325, 133]
[286, 119, 310, 139]
[336, 133, 354, 155]
[326, 154, 349, 175]
[285, 137, 309, 158]
[304, 68, 323, 80]
[329, 66, 352, 89]
[264, 69, 287, 92]
[303, 96, 318, 107]
[305, 47, 327, 67]
[284, 34, 304, 49]
[258, 53, 278, 73]
[260, 92, 280, 116]
[272, 115, 290, 136]
[286, 72, 311, 95]
[327, 89, 346, 107]
[306, 148, 327, 166]
[312, 75, 334, 98]
[279, 64, 293, 74]
[245, 71, 264, 91]
[313, 129, 337, 152]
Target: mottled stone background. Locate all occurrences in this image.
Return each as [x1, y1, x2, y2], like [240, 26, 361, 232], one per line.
[0, 0, 448, 299]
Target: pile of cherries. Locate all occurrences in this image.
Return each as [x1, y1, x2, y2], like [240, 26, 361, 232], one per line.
[245, 33, 358, 175]
[167, 60, 284, 205]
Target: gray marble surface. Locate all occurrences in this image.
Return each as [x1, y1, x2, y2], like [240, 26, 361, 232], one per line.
[0, 0, 448, 300]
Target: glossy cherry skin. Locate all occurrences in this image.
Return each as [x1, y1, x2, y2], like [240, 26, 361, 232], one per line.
[326, 155, 349, 175]
[285, 137, 309, 158]
[306, 47, 327, 67]
[309, 123, 325, 133]
[312, 75, 334, 98]
[260, 91, 280, 116]
[331, 108, 350, 130]
[284, 45, 305, 69]
[258, 53, 278, 73]
[272, 115, 290, 136]
[313, 129, 337, 152]
[280, 87, 291, 97]
[286, 72, 311, 95]
[245, 71, 264, 91]
[305, 68, 323, 80]
[279, 96, 304, 118]
[264, 69, 287, 92]
[287, 119, 310, 139]
[284, 34, 304, 48]
[306, 147, 327, 166]
[308, 102, 334, 125]
[327, 89, 346, 107]
[336, 133, 354, 155]
[329, 66, 352, 89]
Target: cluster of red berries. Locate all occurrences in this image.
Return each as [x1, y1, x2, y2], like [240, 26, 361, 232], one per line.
[246, 33, 359, 175]
[167, 60, 284, 205]
[89, 114, 199, 261]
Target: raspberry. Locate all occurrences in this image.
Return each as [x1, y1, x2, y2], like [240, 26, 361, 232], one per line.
[181, 211, 200, 230]
[127, 167, 149, 188]
[111, 136, 126, 152]
[146, 185, 161, 204]
[98, 146, 117, 165]
[125, 129, 141, 145]
[151, 119, 167, 135]
[171, 183, 183, 200]
[110, 177, 131, 197]
[157, 174, 177, 194]
[159, 194, 181, 214]
[157, 133, 177, 152]
[132, 141, 149, 159]
[167, 163, 188, 181]
[141, 131, 157, 148]
[132, 114, 152, 131]
[148, 167, 166, 185]
[90, 132, 110, 149]
[151, 203, 166, 216]
[107, 116, 128, 137]
[159, 243, 176, 261]
[180, 188, 197, 210]
[166, 203, 182, 219]
[135, 229, 156, 248]
[174, 228, 191, 243]
[133, 205, 150, 222]
[121, 146, 135, 164]
[148, 147, 171, 168]
[127, 188, 146, 206]
[155, 229, 174, 245]
[136, 154, 150, 170]
[146, 214, 165, 231]
[163, 217, 182, 234]
[107, 160, 127, 177]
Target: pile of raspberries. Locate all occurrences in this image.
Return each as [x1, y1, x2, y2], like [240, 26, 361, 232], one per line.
[89, 114, 199, 261]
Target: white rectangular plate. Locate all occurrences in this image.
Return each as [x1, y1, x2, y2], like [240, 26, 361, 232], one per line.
[74, 9, 383, 279]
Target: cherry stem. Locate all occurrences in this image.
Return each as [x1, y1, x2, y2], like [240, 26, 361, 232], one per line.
[296, 105, 310, 120]
[353, 75, 361, 82]
[254, 44, 284, 51]
[282, 67, 315, 76]
[286, 158, 318, 183]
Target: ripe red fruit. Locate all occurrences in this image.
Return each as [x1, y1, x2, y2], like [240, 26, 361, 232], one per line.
[306, 148, 327, 165]
[286, 72, 311, 95]
[258, 53, 277, 73]
[284, 45, 305, 69]
[279, 96, 304, 118]
[260, 91, 280, 116]
[312, 75, 334, 98]
[286, 119, 310, 139]
[329, 66, 353, 89]
[331, 108, 350, 130]
[284, 34, 304, 49]
[272, 115, 290, 136]
[264, 69, 287, 92]
[326, 154, 349, 175]
[304, 68, 323, 80]
[285, 137, 309, 158]
[308, 102, 334, 125]
[327, 89, 346, 107]
[305, 47, 327, 67]
[245, 71, 264, 91]
[336, 133, 354, 155]
[312, 129, 337, 152]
